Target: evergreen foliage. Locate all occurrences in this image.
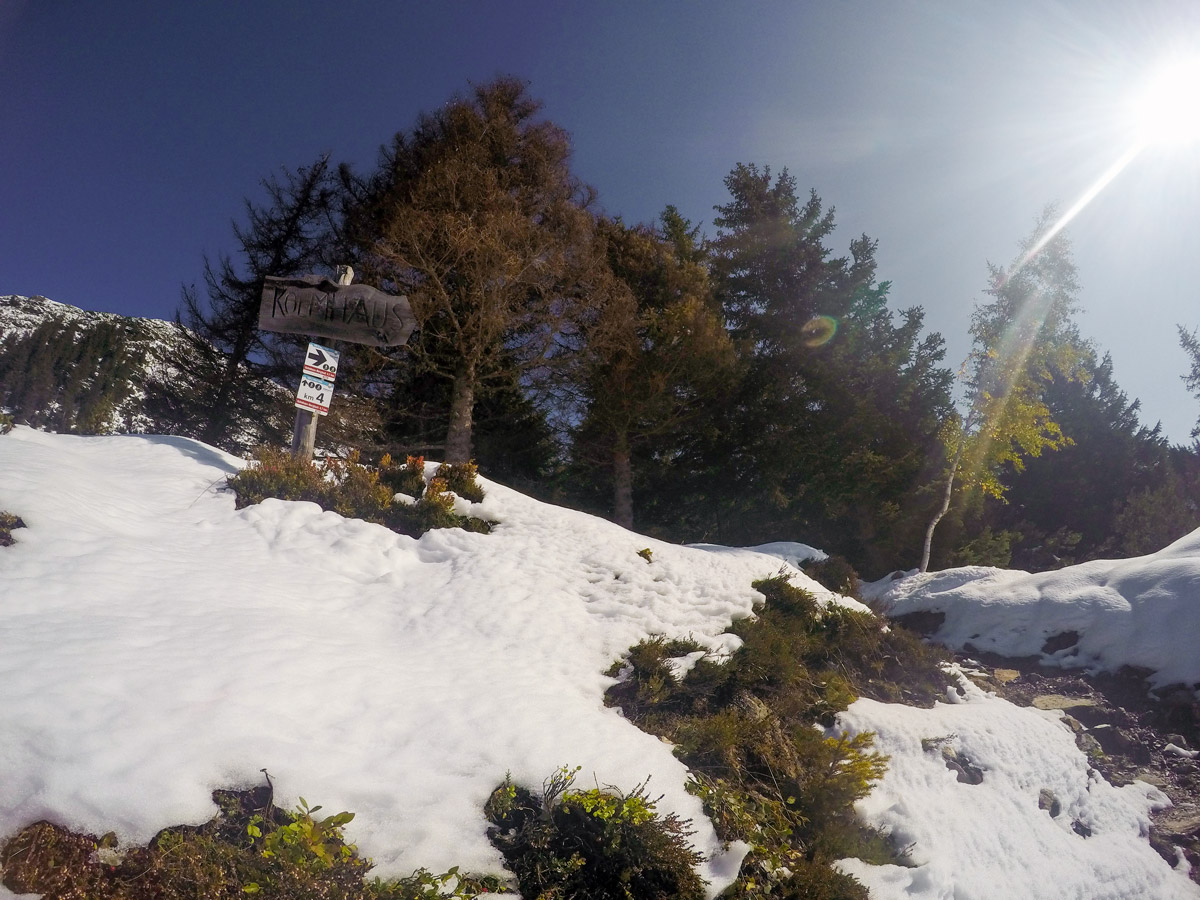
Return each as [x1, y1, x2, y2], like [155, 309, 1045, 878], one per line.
[0, 784, 495, 900]
[485, 767, 706, 900]
[606, 575, 951, 896]
[226, 447, 491, 537]
[954, 350, 1198, 568]
[1181, 325, 1200, 441]
[566, 213, 735, 530]
[0, 317, 142, 434]
[637, 164, 953, 574]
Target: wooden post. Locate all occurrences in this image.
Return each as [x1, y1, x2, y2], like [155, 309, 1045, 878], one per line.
[290, 266, 353, 461]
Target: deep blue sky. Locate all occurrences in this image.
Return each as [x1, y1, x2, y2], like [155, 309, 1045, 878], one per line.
[3, 1, 1200, 442]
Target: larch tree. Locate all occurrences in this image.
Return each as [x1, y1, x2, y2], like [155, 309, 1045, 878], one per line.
[920, 211, 1088, 572]
[345, 77, 603, 463]
[154, 155, 336, 451]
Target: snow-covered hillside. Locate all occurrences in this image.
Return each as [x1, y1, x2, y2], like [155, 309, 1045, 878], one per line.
[870, 539, 1200, 689]
[1, 427, 1196, 899]
[0, 294, 187, 435]
[0, 295, 178, 343]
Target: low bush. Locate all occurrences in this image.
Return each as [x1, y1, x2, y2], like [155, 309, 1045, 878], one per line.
[0, 781, 495, 900]
[604, 574, 951, 897]
[379, 454, 428, 499]
[801, 555, 862, 600]
[485, 766, 705, 900]
[435, 461, 486, 503]
[0, 412, 13, 434]
[0, 511, 26, 547]
[227, 447, 492, 538]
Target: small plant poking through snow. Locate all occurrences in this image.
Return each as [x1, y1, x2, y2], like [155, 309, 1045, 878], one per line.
[0, 511, 26, 547]
[0, 782, 498, 900]
[226, 447, 492, 538]
[0, 412, 13, 434]
[485, 766, 706, 900]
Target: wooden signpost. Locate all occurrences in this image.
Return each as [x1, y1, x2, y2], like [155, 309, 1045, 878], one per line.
[259, 273, 415, 347]
[258, 266, 415, 460]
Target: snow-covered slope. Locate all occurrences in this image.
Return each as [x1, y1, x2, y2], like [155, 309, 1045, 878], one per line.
[0, 294, 178, 342]
[0, 294, 187, 435]
[870, 538, 1200, 690]
[0, 426, 822, 891]
[1, 427, 1195, 899]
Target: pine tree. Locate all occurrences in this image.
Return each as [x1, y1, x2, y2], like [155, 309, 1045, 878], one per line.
[972, 350, 1171, 569]
[919, 210, 1087, 572]
[1181, 325, 1200, 440]
[669, 164, 952, 572]
[568, 214, 735, 530]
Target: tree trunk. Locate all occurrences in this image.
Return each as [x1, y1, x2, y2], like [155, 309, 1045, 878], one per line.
[920, 437, 966, 573]
[612, 433, 634, 531]
[444, 361, 476, 463]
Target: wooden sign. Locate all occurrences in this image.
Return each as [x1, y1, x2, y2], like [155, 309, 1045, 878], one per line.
[259, 275, 416, 347]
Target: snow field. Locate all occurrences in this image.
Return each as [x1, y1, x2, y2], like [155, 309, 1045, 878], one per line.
[835, 673, 1200, 899]
[0, 428, 816, 892]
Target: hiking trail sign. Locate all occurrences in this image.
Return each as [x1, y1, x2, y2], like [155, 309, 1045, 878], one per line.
[294, 343, 339, 416]
[258, 274, 415, 347]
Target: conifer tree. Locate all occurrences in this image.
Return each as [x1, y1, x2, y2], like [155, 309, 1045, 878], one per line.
[569, 214, 735, 530]
[1180, 325, 1200, 440]
[343, 77, 603, 463]
[667, 164, 952, 572]
[919, 211, 1087, 572]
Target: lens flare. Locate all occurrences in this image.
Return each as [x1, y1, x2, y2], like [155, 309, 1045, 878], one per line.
[801, 315, 838, 347]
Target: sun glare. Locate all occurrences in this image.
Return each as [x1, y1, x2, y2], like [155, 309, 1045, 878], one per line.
[1128, 56, 1200, 147]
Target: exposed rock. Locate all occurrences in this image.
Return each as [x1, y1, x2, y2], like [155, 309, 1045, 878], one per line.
[1031, 694, 1098, 712]
[1041, 631, 1080, 654]
[948, 650, 1200, 883]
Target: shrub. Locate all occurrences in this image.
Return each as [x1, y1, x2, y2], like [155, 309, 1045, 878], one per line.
[801, 555, 862, 600]
[0, 783, 489, 900]
[603, 574, 949, 896]
[485, 767, 706, 900]
[0, 511, 26, 547]
[435, 461, 486, 503]
[0, 411, 13, 434]
[226, 446, 329, 509]
[227, 448, 492, 539]
[379, 454, 428, 499]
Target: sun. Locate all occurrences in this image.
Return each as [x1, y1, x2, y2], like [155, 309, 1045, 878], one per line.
[1126, 55, 1200, 148]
